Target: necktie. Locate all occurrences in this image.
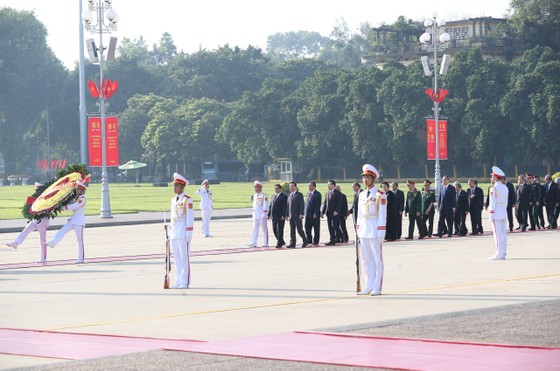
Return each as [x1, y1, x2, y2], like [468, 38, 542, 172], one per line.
[367, 190, 370, 197]
[176, 196, 179, 202]
[290, 193, 294, 203]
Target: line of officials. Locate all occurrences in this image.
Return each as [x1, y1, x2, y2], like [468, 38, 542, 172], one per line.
[255, 173, 560, 248]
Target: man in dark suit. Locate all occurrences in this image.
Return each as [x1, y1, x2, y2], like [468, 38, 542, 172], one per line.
[502, 176, 516, 231]
[286, 181, 307, 248]
[391, 182, 405, 239]
[321, 179, 343, 245]
[347, 182, 362, 226]
[268, 184, 287, 248]
[515, 174, 533, 232]
[304, 181, 322, 246]
[454, 182, 469, 236]
[543, 174, 559, 229]
[336, 185, 349, 243]
[436, 175, 456, 238]
[531, 175, 545, 229]
[467, 178, 484, 235]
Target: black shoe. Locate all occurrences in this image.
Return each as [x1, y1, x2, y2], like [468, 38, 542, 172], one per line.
[301, 243, 308, 248]
[469, 232, 477, 236]
[447, 234, 452, 238]
[515, 227, 521, 230]
[287, 244, 296, 248]
[405, 237, 413, 240]
[521, 228, 526, 232]
[479, 231, 484, 235]
[325, 242, 335, 246]
[529, 228, 536, 231]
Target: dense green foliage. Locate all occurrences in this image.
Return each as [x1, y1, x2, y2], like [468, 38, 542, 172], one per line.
[1, 2, 559, 183]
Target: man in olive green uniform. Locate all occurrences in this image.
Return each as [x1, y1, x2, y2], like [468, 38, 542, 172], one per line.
[404, 181, 427, 240]
[421, 179, 436, 238]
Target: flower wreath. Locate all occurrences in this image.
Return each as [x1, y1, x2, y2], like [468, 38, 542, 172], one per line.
[22, 163, 90, 222]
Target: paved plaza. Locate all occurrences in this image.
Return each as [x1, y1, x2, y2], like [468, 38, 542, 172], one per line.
[0, 211, 559, 369]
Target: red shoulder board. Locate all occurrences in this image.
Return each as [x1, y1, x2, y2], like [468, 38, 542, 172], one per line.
[377, 190, 385, 194]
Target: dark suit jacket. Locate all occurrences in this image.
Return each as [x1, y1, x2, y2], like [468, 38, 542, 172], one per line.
[456, 190, 469, 214]
[467, 186, 484, 212]
[305, 190, 322, 219]
[348, 189, 362, 224]
[506, 181, 516, 207]
[287, 191, 304, 219]
[515, 183, 533, 210]
[438, 184, 456, 213]
[268, 192, 287, 221]
[394, 189, 405, 213]
[340, 192, 349, 216]
[322, 189, 342, 216]
[544, 182, 559, 207]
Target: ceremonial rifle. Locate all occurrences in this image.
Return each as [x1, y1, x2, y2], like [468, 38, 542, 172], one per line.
[163, 224, 171, 289]
[355, 238, 361, 293]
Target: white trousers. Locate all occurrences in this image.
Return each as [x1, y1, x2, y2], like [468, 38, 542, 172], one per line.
[201, 208, 212, 236]
[359, 237, 384, 294]
[50, 221, 85, 260]
[15, 220, 49, 261]
[172, 238, 191, 287]
[491, 219, 508, 259]
[251, 218, 269, 246]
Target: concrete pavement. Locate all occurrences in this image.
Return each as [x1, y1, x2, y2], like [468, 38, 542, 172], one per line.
[1, 211, 559, 369]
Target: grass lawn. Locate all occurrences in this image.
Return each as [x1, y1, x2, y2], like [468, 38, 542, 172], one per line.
[0, 180, 493, 220]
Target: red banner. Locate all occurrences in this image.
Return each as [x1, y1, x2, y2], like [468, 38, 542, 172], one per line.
[88, 116, 119, 167]
[426, 119, 448, 160]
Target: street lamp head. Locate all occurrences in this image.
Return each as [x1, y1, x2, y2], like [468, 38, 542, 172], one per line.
[88, 0, 94, 4]
[439, 32, 451, 43]
[105, 8, 119, 23]
[424, 19, 433, 27]
[105, 0, 113, 4]
[419, 32, 431, 43]
[82, 10, 93, 24]
[432, 11, 438, 18]
[438, 19, 446, 27]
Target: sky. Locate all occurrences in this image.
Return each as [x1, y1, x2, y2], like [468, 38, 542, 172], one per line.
[1, 0, 512, 69]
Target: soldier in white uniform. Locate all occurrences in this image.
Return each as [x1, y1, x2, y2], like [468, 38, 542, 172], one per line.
[47, 181, 87, 264]
[248, 180, 269, 247]
[488, 166, 509, 260]
[6, 183, 51, 264]
[356, 164, 387, 296]
[195, 179, 213, 237]
[169, 173, 194, 289]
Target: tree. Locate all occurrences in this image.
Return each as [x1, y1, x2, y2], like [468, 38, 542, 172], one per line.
[217, 78, 299, 165]
[266, 31, 327, 62]
[500, 46, 560, 165]
[0, 8, 68, 175]
[509, 0, 560, 52]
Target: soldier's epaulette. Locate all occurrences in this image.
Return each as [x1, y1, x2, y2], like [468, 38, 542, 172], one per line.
[184, 195, 191, 199]
[377, 190, 385, 195]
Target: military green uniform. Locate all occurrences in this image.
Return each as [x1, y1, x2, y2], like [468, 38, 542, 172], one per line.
[405, 189, 427, 239]
[531, 181, 544, 229]
[421, 190, 436, 237]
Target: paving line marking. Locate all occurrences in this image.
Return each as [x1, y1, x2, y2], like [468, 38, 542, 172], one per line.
[48, 272, 560, 331]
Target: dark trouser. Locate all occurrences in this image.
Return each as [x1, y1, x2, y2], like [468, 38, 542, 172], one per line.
[455, 212, 468, 235]
[533, 204, 545, 228]
[289, 217, 306, 246]
[528, 204, 537, 229]
[507, 204, 514, 230]
[340, 217, 349, 242]
[469, 210, 483, 234]
[555, 205, 560, 227]
[437, 210, 454, 237]
[545, 204, 557, 228]
[272, 219, 285, 247]
[396, 213, 403, 239]
[422, 212, 434, 237]
[408, 213, 427, 238]
[515, 206, 528, 230]
[305, 216, 320, 245]
[327, 213, 342, 243]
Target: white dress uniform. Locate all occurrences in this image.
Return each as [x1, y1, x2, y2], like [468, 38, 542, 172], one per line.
[489, 166, 509, 260]
[195, 180, 213, 237]
[356, 165, 387, 296]
[170, 192, 194, 288]
[8, 219, 50, 263]
[48, 193, 87, 263]
[250, 182, 269, 247]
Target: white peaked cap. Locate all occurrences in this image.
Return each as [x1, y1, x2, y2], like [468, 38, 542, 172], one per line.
[173, 173, 188, 186]
[201, 179, 209, 186]
[491, 166, 505, 178]
[34, 182, 43, 188]
[361, 164, 380, 179]
[76, 180, 87, 189]
[254, 180, 263, 187]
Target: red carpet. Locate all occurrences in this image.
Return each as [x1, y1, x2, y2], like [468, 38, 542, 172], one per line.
[1, 328, 558, 370]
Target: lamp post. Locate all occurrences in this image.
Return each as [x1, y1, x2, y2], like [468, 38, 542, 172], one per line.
[419, 12, 450, 201]
[82, 0, 119, 218]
